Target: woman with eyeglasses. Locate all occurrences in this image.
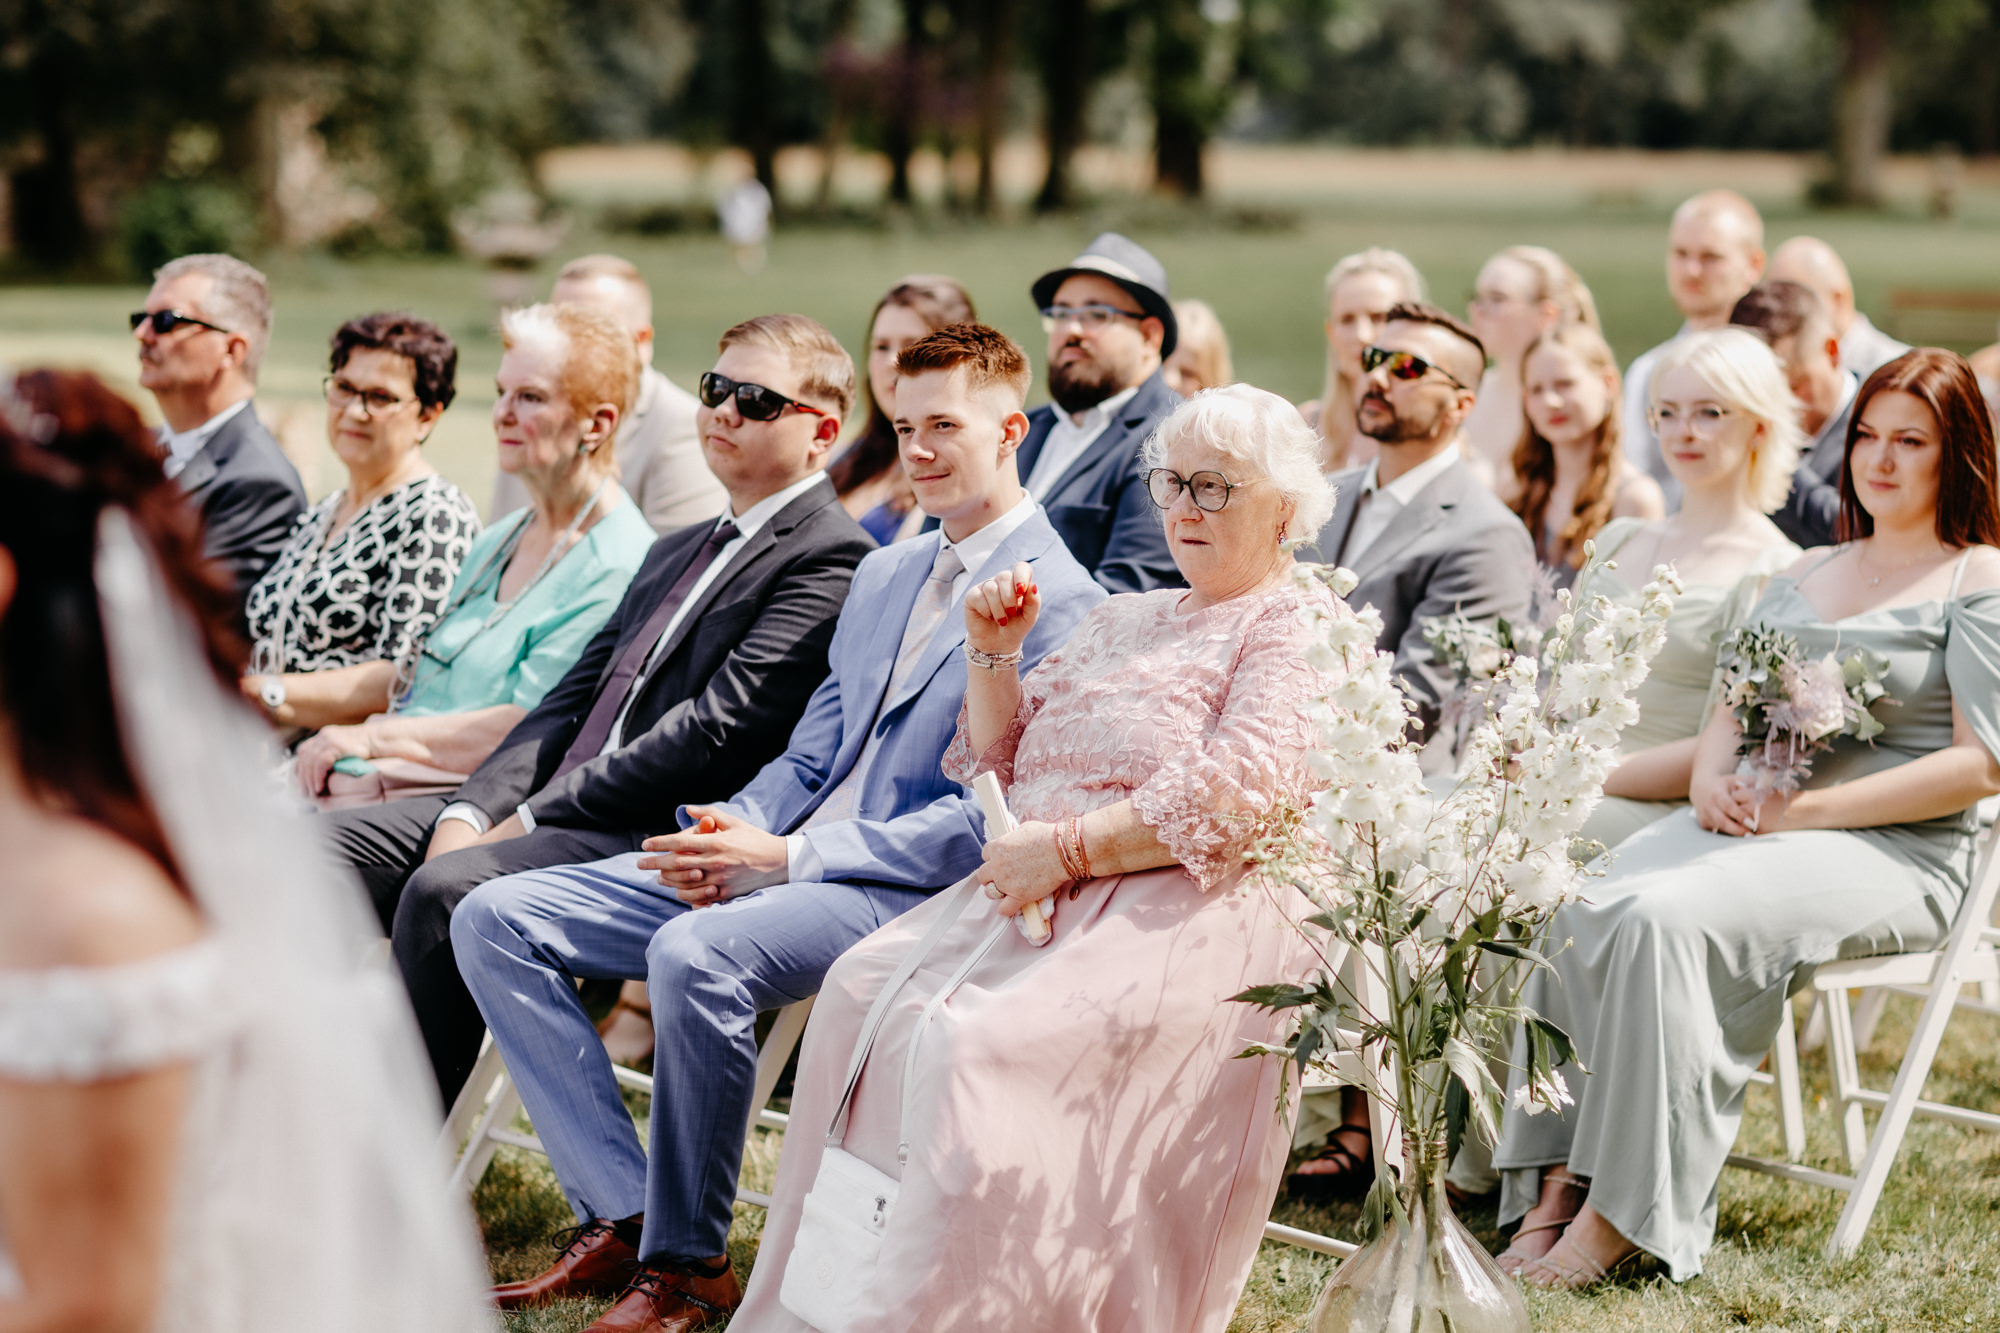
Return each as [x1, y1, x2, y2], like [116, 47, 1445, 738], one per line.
[828, 275, 977, 544]
[241, 313, 479, 705]
[285, 304, 655, 804]
[1299, 247, 1427, 472]
[728, 386, 1345, 1333]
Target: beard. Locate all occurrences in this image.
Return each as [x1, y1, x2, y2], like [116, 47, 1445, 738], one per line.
[1356, 391, 1446, 444]
[1048, 351, 1128, 415]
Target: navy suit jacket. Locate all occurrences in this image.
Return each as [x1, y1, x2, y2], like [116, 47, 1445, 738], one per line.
[703, 506, 1105, 891]
[175, 401, 306, 616]
[1010, 368, 1183, 595]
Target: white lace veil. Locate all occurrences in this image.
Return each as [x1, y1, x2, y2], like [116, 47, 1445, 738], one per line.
[93, 508, 493, 1332]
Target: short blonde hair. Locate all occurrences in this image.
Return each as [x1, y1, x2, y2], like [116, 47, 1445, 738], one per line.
[719, 313, 855, 419]
[499, 303, 640, 424]
[1142, 384, 1336, 542]
[1649, 327, 1802, 514]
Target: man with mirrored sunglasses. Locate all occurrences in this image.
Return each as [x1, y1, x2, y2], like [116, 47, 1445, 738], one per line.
[133, 252, 305, 621]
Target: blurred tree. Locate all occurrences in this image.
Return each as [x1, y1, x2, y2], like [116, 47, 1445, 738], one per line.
[1147, 0, 1232, 197]
[972, 0, 1017, 213]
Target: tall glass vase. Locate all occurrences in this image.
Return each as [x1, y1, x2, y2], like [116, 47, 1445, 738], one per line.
[1305, 1135, 1529, 1333]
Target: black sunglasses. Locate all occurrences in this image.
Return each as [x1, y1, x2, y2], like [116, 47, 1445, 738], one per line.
[698, 371, 829, 422]
[1361, 344, 1469, 391]
[129, 309, 233, 337]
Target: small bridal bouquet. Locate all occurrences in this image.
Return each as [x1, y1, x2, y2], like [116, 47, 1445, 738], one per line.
[1716, 625, 1892, 806]
[1422, 612, 1541, 755]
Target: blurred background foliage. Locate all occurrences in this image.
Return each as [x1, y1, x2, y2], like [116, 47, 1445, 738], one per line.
[1, 0, 1998, 274]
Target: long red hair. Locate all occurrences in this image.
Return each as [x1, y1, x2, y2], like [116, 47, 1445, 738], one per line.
[1509, 325, 1625, 571]
[1837, 349, 2000, 548]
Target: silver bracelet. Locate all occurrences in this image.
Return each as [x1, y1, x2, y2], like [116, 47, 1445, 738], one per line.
[964, 644, 1025, 671]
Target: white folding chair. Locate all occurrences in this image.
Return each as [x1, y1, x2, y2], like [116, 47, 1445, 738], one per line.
[1727, 818, 2000, 1257]
[443, 997, 816, 1207]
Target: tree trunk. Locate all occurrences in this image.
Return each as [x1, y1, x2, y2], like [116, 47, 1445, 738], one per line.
[1035, 0, 1090, 213]
[973, 0, 1015, 216]
[1831, 0, 1891, 206]
[1150, 0, 1209, 197]
[733, 0, 779, 197]
[884, 0, 926, 206]
[10, 35, 89, 270]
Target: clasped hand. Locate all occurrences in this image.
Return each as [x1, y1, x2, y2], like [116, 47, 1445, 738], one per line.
[294, 725, 370, 797]
[1694, 772, 1810, 837]
[975, 821, 1069, 917]
[638, 805, 789, 907]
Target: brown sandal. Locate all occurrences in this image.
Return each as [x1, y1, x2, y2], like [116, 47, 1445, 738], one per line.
[1286, 1124, 1376, 1202]
[1494, 1171, 1588, 1275]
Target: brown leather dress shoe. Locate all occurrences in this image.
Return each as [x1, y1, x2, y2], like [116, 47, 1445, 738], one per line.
[489, 1217, 638, 1310]
[583, 1261, 743, 1333]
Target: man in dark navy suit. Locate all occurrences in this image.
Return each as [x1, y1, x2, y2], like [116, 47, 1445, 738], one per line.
[134, 252, 305, 619]
[1013, 232, 1184, 593]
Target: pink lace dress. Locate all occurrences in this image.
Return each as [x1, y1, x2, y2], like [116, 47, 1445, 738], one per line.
[732, 581, 1340, 1333]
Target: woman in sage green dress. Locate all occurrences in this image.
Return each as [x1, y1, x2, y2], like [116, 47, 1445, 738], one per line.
[1493, 348, 2000, 1285]
[1576, 329, 1803, 850]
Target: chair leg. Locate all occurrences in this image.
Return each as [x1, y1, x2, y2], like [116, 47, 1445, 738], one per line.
[1851, 988, 1891, 1052]
[441, 1035, 504, 1158]
[1823, 986, 1871, 1171]
[1773, 996, 1807, 1164]
[449, 1065, 523, 1195]
[1796, 993, 1828, 1053]
[746, 997, 814, 1139]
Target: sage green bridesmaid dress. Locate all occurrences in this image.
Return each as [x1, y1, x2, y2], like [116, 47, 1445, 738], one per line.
[1575, 517, 1799, 849]
[1492, 548, 2000, 1280]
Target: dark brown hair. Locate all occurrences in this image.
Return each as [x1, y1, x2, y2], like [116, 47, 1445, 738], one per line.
[1729, 280, 1828, 346]
[1509, 324, 1626, 571]
[1837, 349, 2000, 548]
[331, 311, 460, 413]
[828, 276, 977, 498]
[0, 371, 242, 885]
[1383, 300, 1488, 374]
[893, 323, 1031, 402]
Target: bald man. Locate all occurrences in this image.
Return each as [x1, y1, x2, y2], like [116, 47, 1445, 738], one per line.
[1770, 235, 1910, 380]
[1619, 190, 1767, 505]
[491, 254, 728, 533]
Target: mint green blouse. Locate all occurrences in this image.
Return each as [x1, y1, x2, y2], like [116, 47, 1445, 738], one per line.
[394, 498, 655, 718]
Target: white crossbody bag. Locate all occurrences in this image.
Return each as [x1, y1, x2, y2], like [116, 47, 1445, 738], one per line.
[780, 777, 1024, 1331]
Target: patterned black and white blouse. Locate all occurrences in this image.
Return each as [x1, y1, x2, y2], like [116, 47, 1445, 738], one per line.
[245, 475, 481, 674]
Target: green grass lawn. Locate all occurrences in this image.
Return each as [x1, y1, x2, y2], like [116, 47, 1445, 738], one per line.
[468, 988, 2000, 1332]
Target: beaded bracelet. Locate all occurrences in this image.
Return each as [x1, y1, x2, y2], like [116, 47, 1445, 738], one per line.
[964, 644, 1026, 671]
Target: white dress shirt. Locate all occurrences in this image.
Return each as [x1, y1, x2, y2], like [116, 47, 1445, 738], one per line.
[159, 398, 252, 480]
[783, 493, 1040, 882]
[1023, 384, 1140, 500]
[1344, 443, 1462, 562]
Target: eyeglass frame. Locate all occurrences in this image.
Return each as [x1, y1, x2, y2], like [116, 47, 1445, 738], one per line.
[129, 309, 232, 337]
[697, 371, 830, 422]
[1360, 343, 1471, 392]
[1143, 467, 1246, 513]
[1038, 303, 1148, 335]
[323, 375, 417, 417]
[1647, 402, 1741, 439]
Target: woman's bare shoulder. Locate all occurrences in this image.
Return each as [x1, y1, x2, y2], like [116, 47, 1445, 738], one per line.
[1953, 544, 2000, 596]
[0, 817, 202, 971]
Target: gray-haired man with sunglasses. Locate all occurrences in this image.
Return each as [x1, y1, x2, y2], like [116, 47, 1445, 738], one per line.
[134, 252, 305, 619]
[1306, 301, 1534, 765]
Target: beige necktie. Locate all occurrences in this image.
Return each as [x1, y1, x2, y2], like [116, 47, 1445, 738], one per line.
[801, 544, 965, 830]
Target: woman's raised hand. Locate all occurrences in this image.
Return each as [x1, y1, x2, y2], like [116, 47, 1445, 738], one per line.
[964, 560, 1040, 657]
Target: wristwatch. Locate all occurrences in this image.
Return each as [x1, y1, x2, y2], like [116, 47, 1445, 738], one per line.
[259, 676, 288, 714]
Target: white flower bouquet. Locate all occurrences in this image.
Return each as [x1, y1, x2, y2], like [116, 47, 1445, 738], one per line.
[1716, 624, 1891, 818]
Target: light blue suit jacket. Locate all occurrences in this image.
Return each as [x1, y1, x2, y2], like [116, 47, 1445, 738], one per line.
[687, 505, 1104, 890]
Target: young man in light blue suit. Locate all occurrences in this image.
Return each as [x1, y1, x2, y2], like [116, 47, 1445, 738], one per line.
[453, 324, 1105, 1331]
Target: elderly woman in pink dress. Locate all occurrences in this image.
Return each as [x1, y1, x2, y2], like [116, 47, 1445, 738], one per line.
[730, 384, 1345, 1333]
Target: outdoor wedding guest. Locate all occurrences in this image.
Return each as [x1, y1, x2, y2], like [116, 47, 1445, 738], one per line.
[1494, 348, 2000, 1287]
[0, 368, 489, 1333]
[1508, 322, 1664, 585]
[1464, 244, 1600, 492]
[829, 274, 977, 544]
[280, 303, 654, 800]
[133, 252, 305, 618]
[451, 324, 1102, 1330]
[1011, 231, 1183, 593]
[1769, 235, 1910, 379]
[240, 313, 479, 701]
[1300, 247, 1427, 471]
[493, 254, 727, 534]
[1730, 280, 1862, 548]
[329, 312, 876, 1102]
[1570, 328, 1800, 850]
[725, 384, 1338, 1333]
[1621, 191, 1767, 504]
[1164, 296, 1234, 394]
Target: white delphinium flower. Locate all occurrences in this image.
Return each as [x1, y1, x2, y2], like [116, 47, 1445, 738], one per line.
[1510, 1068, 1575, 1116]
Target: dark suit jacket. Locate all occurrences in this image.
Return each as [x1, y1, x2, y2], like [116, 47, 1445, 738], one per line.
[175, 401, 306, 613]
[1773, 374, 1860, 549]
[1011, 368, 1182, 594]
[1304, 456, 1535, 745]
[451, 477, 874, 832]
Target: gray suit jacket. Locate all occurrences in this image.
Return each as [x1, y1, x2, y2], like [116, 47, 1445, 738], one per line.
[1303, 457, 1535, 742]
[174, 401, 306, 621]
[491, 366, 726, 533]
[1773, 373, 1860, 549]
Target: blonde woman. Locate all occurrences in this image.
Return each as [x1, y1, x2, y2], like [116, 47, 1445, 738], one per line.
[1509, 324, 1664, 586]
[1569, 327, 1801, 851]
[1164, 297, 1234, 395]
[1300, 248, 1425, 471]
[1466, 245, 1599, 491]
